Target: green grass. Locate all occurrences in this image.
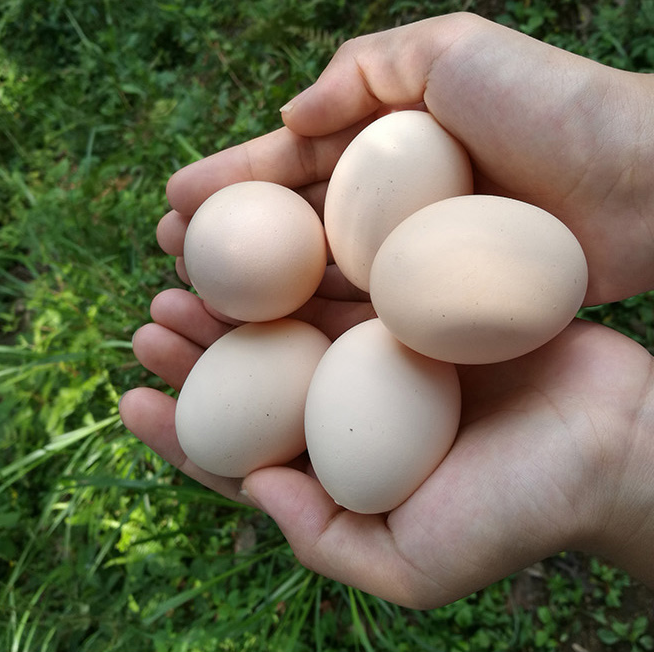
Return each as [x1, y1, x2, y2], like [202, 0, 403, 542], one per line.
[1, 0, 653, 650]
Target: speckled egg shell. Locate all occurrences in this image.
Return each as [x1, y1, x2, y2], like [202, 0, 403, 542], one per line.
[175, 319, 331, 477]
[370, 195, 588, 364]
[324, 110, 473, 292]
[304, 318, 461, 514]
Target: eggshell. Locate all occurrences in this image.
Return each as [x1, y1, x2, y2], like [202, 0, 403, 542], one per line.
[324, 110, 473, 292]
[175, 319, 331, 477]
[304, 318, 461, 514]
[184, 181, 327, 322]
[370, 195, 588, 364]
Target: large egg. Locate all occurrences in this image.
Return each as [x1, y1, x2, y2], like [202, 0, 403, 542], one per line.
[175, 319, 331, 477]
[305, 318, 461, 514]
[184, 181, 327, 322]
[370, 195, 588, 364]
[324, 110, 473, 292]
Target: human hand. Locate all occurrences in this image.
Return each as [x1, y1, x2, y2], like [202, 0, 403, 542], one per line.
[243, 316, 654, 608]
[160, 12, 654, 306]
[119, 291, 654, 608]
[120, 12, 654, 607]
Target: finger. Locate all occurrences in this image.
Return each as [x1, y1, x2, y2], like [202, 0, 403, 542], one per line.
[314, 264, 370, 302]
[243, 408, 571, 610]
[290, 296, 376, 342]
[119, 388, 252, 504]
[280, 13, 647, 307]
[175, 257, 191, 286]
[150, 288, 235, 347]
[157, 210, 192, 256]
[278, 12, 592, 204]
[132, 322, 203, 391]
[294, 180, 328, 221]
[280, 16, 473, 136]
[166, 122, 367, 216]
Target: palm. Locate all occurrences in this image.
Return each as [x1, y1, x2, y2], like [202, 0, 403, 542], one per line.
[244, 318, 651, 608]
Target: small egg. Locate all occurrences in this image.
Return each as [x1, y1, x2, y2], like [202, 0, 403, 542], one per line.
[370, 195, 589, 364]
[324, 110, 473, 292]
[305, 318, 461, 514]
[184, 181, 327, 322]
[175, 319, 331, 477]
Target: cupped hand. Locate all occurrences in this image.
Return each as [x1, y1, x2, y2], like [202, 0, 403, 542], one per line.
[121, 12, 654, 608]
[243, 316, 654, 608]
[119, 289, 654, 608]
[160, 12, 654, 305]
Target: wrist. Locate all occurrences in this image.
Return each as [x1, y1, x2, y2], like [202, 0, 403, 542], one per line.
[589, 69, 654, 303]
[574, 337, 654, 587]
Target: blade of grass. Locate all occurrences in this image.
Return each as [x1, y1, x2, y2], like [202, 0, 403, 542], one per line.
[10, 579, 49, 652]
[142, 546, 284, 626]
[0, 344, 130, 381]
[221, 565, 309, 639]
[0, 168, 35, 205]
[348, 585, 375, 652]
[274, 571, 315, 650]
[0, 414, 120, 490]
[354, 590, 396, 650]
[313, 577, 324, 652]
[174, 133, 204, 161]
[64, 474, 245, 508]
[263, 566, 308, 607]
[37, 626, 58, 652]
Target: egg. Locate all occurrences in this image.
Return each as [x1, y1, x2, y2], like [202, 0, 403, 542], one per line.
[370, 195, 588, 364]
[324, 110, 473, 292]
[304, 318, 461, 514]
[183, 181, 327, 322]
[175, 318, 331, 477]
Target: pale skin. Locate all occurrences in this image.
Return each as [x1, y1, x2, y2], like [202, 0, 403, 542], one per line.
[119, 13, 654, 609]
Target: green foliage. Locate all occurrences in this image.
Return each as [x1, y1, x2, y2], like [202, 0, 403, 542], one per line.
[590, 559, 654, 652]
[580, 292, 654, 354]
[496, 0, 654, 71]
[1, 0, 652, 650]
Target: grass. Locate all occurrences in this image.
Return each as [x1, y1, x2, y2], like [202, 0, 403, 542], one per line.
[1, 0, 653, 650]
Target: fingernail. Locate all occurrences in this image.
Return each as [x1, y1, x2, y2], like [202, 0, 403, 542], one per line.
[280, 84, 314, 115]
[238, 485, 267, 514]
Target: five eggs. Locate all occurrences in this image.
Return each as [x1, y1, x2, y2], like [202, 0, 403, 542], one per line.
[175, 110, 589, 514]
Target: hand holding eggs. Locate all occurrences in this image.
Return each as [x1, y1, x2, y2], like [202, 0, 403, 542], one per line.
[176, 110, 588, 514]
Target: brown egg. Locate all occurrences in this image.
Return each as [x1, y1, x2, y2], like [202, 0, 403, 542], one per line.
[324, 110, 473, 292]
[184, 181, 327, 322]
[175, 319, 331, 478]
[369, 195, 588, 364]
[304, 318, 461, 514]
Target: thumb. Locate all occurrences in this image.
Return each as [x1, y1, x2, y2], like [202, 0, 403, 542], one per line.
[242, 466, 431, 608]
[242, 466, 339, 534]
[279, 15, 474, 137]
